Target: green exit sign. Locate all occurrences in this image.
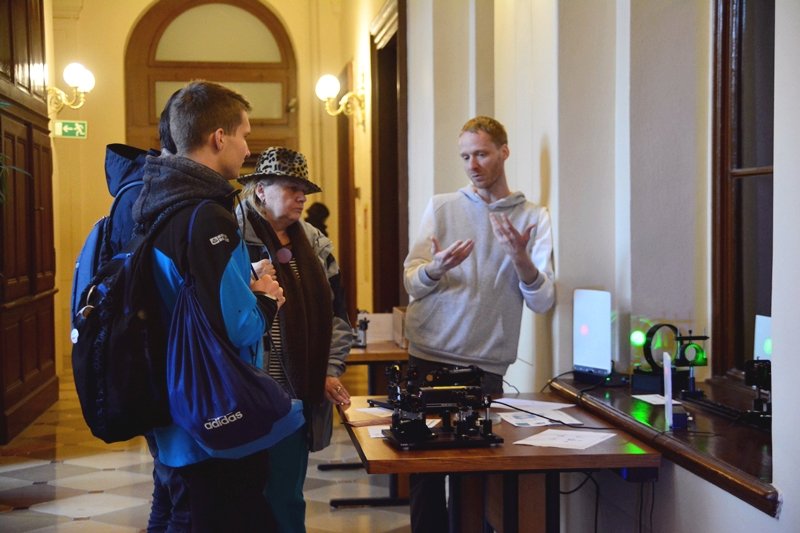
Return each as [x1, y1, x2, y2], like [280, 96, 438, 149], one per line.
[54, 120, 88, 139]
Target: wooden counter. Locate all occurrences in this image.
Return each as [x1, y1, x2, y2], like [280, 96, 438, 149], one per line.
[549, 377, 778, 516]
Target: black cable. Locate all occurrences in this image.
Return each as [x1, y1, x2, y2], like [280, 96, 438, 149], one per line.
[540, 370, 575, 392]
[649, 480, 656, 533]
[503, 379, 521, 395]
[577, 380, 605, 399]
[589, 474, 600, 533]
[559, 472, 600, 533]
[638, 482, 644, 533]
[491, 400, 613, 431]
[559, 472, 593, 494]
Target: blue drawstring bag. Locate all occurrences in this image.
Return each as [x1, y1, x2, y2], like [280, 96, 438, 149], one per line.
[166, 201, 295, 457]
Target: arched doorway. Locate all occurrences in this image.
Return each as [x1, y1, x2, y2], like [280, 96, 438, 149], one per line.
[124, 0, 297, 169]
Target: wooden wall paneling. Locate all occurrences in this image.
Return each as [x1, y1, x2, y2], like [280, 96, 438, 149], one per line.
[0, 0, 57, 444]
[31, 127, 54, 291]
[1, 115, 33, 301]
[10, 0, 30, 91]
[1, 306, 23, 397]
[27, 0, 46, 99]
[0, 292, 58, 442]
[0, 0, 12, 80]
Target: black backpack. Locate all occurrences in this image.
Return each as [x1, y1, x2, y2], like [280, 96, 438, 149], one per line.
[71, 201, 192, 443]
[70, 144, 157, 326]
[70, 179, 142, 326]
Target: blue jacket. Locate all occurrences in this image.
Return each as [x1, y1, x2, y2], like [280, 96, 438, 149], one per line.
[133, 154, 304, 467]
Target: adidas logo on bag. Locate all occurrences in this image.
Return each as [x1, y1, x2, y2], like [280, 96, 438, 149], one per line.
[204, 411, 244, 430]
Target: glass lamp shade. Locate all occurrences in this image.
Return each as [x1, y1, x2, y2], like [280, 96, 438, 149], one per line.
[315, 74, 340, 101]
[62, 63, 95, 92]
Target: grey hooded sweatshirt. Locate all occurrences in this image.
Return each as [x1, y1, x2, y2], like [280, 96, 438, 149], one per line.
[403, 186, 555, 376]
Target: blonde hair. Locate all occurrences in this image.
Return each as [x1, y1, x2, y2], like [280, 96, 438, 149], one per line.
[460, 116, 508, 147]
[241, 179, 267, 211]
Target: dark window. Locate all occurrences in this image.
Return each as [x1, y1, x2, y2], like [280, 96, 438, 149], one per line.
[712, 0, 774, 376]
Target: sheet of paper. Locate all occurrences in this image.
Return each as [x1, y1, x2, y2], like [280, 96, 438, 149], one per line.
[491, 398, 574, 412]
[499, 410, 583, 428]
[356, 407, 394, 417]
[367, 419, 440, 438]
[632, 394, 681, 406]
[514, 429, 616, 450]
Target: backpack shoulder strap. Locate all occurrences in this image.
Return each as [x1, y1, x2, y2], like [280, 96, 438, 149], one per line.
[179, 200, 214, 284]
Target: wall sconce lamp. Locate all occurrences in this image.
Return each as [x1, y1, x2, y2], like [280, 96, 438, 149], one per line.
[315, 74, 365, 129]
[47, 62, 96, 115]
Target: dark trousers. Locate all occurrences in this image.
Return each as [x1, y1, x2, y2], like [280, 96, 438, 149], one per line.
[146, 433, 190, 533]
[148, 456, 191, 532]
[177, 450, 275, 533]
[407, 356, 503, 533]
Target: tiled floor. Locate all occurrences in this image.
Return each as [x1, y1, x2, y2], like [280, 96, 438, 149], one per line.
[0, 373, 410, 532]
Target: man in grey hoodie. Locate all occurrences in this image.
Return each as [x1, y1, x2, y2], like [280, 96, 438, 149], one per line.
[403, 115, 555, 533]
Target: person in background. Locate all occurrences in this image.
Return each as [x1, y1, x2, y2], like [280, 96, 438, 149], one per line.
[144, 88, 187, 533]
[402, 116, 555, 533]
[132, 81, 303, 532]
[304, 201, 330, 236]
[237, 147, 353, 532]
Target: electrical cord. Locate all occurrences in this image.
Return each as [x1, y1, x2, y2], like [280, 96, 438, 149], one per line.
[639, 481, 644, 533]
[559, 472, 599, 533]
[540, 370, 575, 392]
[559, 472, 594, 495]
[649, 480, 656, 533]
[503, 379, 521, 395]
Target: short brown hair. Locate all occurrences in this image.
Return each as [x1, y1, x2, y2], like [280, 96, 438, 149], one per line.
[168, 81, 252, 153]
[460, 116, 508, 147]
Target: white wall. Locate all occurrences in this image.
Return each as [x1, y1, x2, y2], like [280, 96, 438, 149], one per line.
[628, 0, 711, 351]
[494, 0, 560, 391]
[770, 0, 800, 528]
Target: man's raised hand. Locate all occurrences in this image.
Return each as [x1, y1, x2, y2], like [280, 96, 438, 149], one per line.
[424, 236, 474, 280]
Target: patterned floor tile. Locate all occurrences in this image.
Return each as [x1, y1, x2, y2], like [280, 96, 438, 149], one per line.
[0, 509, 72, 532]
[29, 493, 149, 519]
[49, 470, 153, 492]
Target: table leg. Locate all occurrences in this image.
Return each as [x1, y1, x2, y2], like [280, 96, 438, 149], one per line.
[544, 472, 560, 533]
[327, 472, 410, 508]
[452, 473, 488, 533]
[484, 472, 560, 533]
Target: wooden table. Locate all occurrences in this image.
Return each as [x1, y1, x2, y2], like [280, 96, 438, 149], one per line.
[338, 394, 661, 533]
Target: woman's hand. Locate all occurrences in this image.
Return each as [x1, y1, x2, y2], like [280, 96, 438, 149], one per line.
[251, 258, 277, 280]
[251, 275, 286, 309]
[325, 376, 351, 406]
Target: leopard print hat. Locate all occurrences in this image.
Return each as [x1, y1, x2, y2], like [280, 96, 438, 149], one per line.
[237, 146, 322, 193]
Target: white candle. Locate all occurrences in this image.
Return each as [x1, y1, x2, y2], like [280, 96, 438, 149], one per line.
[663, 351, 672, 430]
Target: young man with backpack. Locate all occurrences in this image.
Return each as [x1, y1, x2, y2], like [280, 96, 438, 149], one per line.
[131, 80, 302, 531]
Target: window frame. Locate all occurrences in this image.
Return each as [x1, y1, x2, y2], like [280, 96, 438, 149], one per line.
[711, 0, 774, 378]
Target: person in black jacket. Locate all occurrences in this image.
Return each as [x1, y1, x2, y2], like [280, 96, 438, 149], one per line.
[143, 88, 189, 533]
[132, 80, 300, 532]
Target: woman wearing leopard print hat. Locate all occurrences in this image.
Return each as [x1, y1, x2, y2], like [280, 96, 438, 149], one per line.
[237, 146, 353, 532]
